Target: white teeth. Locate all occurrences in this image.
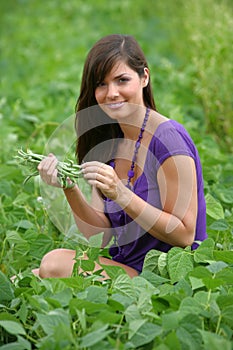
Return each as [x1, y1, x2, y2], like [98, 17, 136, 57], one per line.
[107, 102, 124, 109]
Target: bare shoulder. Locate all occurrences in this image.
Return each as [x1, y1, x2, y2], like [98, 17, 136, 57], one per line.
[146, 110, 169, 136]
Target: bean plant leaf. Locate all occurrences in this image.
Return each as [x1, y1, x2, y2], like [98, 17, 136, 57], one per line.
[112, 274, 136, 300]
[209, 219, 229, 231]
[80, 259, 95, 272]
[194, 238, 215, 263]
[6, 230, 27, 245]
[213, 250, 233, 264]
[0, 320, 26, 335]
[0, 271, 14, 302]
[85, 285, 108, 304]
[127, 322, 162, 348]
[189, 276, 205, 290]
[173, 277, 192, 296]
[46, 288, 73, 307]
[100, 264, 127, 280]
[214, 186, 233, 204]
[124, 304, 142, 323]
[158, 252, 169, 277]
[207, 261, 228, 273]
[132, 275, 159, 295]
[128, 319, 146, 339]
[163, 330, 181, 350]
[179, 297, 203, 316]
[79, 324, 112, 348]
[36, 309, 70, 336]
[14, 220, 34, 230]
[161, 311, 179, 330]
[140, 270, 170, 286]
[60, 276, 92, 291]
[88, 232, 104, 248]
[29, 234, 54, 259]
[0, 335, 31, 350]
[200, 330, 232, 350]
[221, 306, 233, 327]
[69, 299, 110, 315]
[205, 193, 224, 220]
[176, 314, 202, 350]
[142, 249, 164, 273]
[215, 268, 233, 285]
[167, 247, 194, 284]
[216, 294, 233, 328]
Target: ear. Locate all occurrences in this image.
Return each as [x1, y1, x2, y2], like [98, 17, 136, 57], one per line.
[142, 67, 149, 87]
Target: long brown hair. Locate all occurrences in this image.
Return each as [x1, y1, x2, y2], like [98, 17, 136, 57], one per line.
[75, 34, 156, 164]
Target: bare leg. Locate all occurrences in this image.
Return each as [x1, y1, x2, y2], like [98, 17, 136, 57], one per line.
[37, 248, 138, 279]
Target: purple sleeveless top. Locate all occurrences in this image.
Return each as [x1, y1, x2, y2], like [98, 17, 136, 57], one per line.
[104, 120, 207, 272]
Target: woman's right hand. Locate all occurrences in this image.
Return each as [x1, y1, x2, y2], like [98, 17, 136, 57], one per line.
[37, 153, 62, 188]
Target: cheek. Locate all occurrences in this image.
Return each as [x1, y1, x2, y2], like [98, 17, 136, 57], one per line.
[125, 84, 141, 97]
[95, 89, 104, 103]
[94, 89, 99, 102]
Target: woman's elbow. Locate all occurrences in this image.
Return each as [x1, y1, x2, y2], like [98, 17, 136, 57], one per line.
[180, 226, 196, 247]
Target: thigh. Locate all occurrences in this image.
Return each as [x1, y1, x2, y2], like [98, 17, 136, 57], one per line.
[39, 248, 138, 279]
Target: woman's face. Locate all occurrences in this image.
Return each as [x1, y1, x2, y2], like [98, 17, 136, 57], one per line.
[95, 61, 149, 120]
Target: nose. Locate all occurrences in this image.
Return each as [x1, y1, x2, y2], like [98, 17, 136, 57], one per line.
[106, 82, 119, 99]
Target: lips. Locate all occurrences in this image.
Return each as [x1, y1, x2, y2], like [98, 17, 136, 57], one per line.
[106, 101, 125, 109]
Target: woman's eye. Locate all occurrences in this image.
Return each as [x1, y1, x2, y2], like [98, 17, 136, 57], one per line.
[119, 78, 129, 83]
[97, 82, 106, 87]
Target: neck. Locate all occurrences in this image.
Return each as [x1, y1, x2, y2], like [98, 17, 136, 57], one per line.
[120, 123, 141, 140]
[118, 106, 149, 140]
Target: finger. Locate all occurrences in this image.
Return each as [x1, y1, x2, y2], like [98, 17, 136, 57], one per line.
[38, 154, 57, 174]
[37, 154, 62, 187]
[83, 172, 110, 184]
[82, 165, 113, 178]
[86, 180, 110, 189]
[81, 161, 104, 168]
[46, 157, 58, 176]
[81, 161, 108, 174]
[50, 168, 59, 186]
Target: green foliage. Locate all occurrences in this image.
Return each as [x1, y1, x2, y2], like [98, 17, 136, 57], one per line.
[154, 0, 233, 151]
[1, 240, 233, 348]
[0, 0, 232, 348]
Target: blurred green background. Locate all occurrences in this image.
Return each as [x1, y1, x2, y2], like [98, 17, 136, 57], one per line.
[0, 0, 233, 274]
[1, 0, 232, 154]
[0, 3, 233, 347]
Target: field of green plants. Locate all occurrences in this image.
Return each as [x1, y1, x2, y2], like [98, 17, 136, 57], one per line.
[0, 0, 233, 348]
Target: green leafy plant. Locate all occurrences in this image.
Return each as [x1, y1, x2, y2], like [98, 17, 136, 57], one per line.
[1, 239, 233, 348]
[0, 0, 232, 348]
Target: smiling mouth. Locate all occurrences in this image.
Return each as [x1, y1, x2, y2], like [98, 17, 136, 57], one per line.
[106, 102, 125, 109]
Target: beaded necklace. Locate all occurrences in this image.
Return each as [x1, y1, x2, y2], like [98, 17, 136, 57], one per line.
[110, 107, 150, 189]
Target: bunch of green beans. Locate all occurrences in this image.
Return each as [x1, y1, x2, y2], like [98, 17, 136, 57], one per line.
[16, 149, 82, 188]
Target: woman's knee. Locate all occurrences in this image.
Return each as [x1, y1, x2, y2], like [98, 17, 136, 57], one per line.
[39, 248, 75, 278]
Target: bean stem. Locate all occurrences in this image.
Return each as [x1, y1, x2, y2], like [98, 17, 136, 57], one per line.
[15, 149, 83, 187]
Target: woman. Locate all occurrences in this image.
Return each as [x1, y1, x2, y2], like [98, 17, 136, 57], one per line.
[36, 34, 207, 279]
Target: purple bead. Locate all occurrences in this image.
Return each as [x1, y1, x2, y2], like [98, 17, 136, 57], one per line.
[132, 155, 137, 162]
[128, 170, 134, 178]
[109, 160, 115, 168]
[124, 107, 150, 187]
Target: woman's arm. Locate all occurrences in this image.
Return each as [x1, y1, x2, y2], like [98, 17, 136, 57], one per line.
[118, 155, 197, 247]
[38, 154, 111, 240]
[82, 155, 198, 247]
[63, 185, 112, 240]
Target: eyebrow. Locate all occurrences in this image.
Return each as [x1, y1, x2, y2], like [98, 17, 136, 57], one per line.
[113, 73, 131, 79]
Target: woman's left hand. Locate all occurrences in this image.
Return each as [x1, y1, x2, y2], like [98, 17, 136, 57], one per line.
[81, 161, 122, 200]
